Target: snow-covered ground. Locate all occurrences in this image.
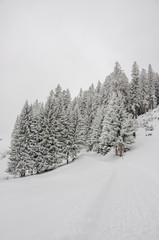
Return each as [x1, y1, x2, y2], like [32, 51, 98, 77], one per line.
[1, 108, 159, 240]
[0, 138, 10, 181]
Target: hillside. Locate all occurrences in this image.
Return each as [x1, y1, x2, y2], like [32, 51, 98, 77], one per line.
[0, 139, 10, 181]
[0, 107, 159, 240]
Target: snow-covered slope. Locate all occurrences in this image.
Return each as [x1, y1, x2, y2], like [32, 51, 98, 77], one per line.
[0, 108, 159, 240]
[0, 139, 10, 180]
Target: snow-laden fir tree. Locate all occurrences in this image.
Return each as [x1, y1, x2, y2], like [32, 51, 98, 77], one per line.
[85, 84, 97, 150]
[100, 92, 135, 156]
[99, 101, 117, 155]
[37, 90, 60, 173]
[69, 104, 85, 159]
[148, 64, 156, 109]
[62, 89, 71, 111]
[8, 115, 20, 174]
[34, 103, 48, 174]
[28, 101, 44, 174]
[130, 62, 140, 118]
[101, 75, 111, 106]
[89, 106, 104, 152]
[155, 73, 159, 105]
[110, 62, 130, 105]
[53, 84, 69, 160]
[8, 101, 33, 177]
[60, 89, 72, 163]
[94, 80, 103, 107]
[139, 69, 149, 114]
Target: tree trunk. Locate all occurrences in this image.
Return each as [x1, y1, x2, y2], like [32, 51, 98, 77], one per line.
[144, 104, 146, 114]
[118, 143, 122, 157]
[66, 153, 69, 164]
[20, 170, 25, 177]
[135, 107, 138, 119]
[115, 146, 118, 156]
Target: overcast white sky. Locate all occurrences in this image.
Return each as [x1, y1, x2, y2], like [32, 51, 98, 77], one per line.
[0, 0, 159, 138]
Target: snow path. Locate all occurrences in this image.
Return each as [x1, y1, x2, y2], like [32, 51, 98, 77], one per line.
[1, 151, 159, 240]
[83, 164, 159, 240]
[1, 110, 159, 240]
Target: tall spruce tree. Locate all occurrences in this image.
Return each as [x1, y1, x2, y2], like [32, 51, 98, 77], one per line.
[90, 106, 104, 152]
[37, 90, 60, 173]
[155, 73, 159, 105]
[130, 62, 140, 118]
[139, 69, 149, 114]
[69, 104, 85, 159]
[8, 101, 33, 177]
[148, 64, 156, 109]
[100, 92, 135, 156]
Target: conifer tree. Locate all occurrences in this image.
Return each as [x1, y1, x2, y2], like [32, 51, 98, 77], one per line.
[100, 92, 135, 156]
[69, 104, 85, 159]
[155, 73, 159, 105]
[94, 80, 103, 107]
[90, 106, 104, 152]
[37, 90, 60, 173]
[109, 62, 130, 110]
[139, 69, 149, 114]
[61, 90, 72, 163]
[130, 62, 140, 118]
[99, 100, 117, 155]
[28, 101, 43, 174]
[101, 75, 111, 106]
[8, 101, 33, 177]
[148, 64, 156, 109]
[85, 84, 96, 150]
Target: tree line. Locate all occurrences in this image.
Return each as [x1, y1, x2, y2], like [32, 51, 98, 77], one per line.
[8, 62, 159, 177]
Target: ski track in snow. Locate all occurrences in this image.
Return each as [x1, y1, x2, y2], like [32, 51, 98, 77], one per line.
[83, 163, 159, 240]
[1, 109, 159, 240]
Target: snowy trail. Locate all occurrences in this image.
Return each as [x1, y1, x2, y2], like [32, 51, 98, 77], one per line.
[83, 163, 159, 240]
[1, 153, 159, 240]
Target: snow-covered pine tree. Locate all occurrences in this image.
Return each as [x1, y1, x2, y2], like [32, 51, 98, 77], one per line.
[90, 106, 104, 152]
[37, 90, 60, 173]
[28, 100, 43, 174]
[130, 62, 140, 118]
[100, 92, 135, 156]
[139, 69, 149, 114]
[62, 106, 72, 163]
[94, 80, 103, 107]
[8, 101, 33, 177]
[32, 99, 43, 116]
[11, 115, 20, 140]
[110, 63, 129, 98]
[8, 116, 20, 174]
[99, 99, 117, 155]
[101, 75, 111, 106]
[34, 103, 48, 174]
[61, 89, 72, 163]
[85, 84, 96, 150]
[155, 73, 159, 105]
[69, 104, 85, 160]
[121, 114, 136, 152]
[148, 64, 156, 109]
[54, 84, 68, 160]
[62, 89, 71, 111]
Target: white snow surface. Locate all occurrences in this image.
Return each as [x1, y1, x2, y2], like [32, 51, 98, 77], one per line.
[0, 138, 10, 181]
[1, 108, 159, 240]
